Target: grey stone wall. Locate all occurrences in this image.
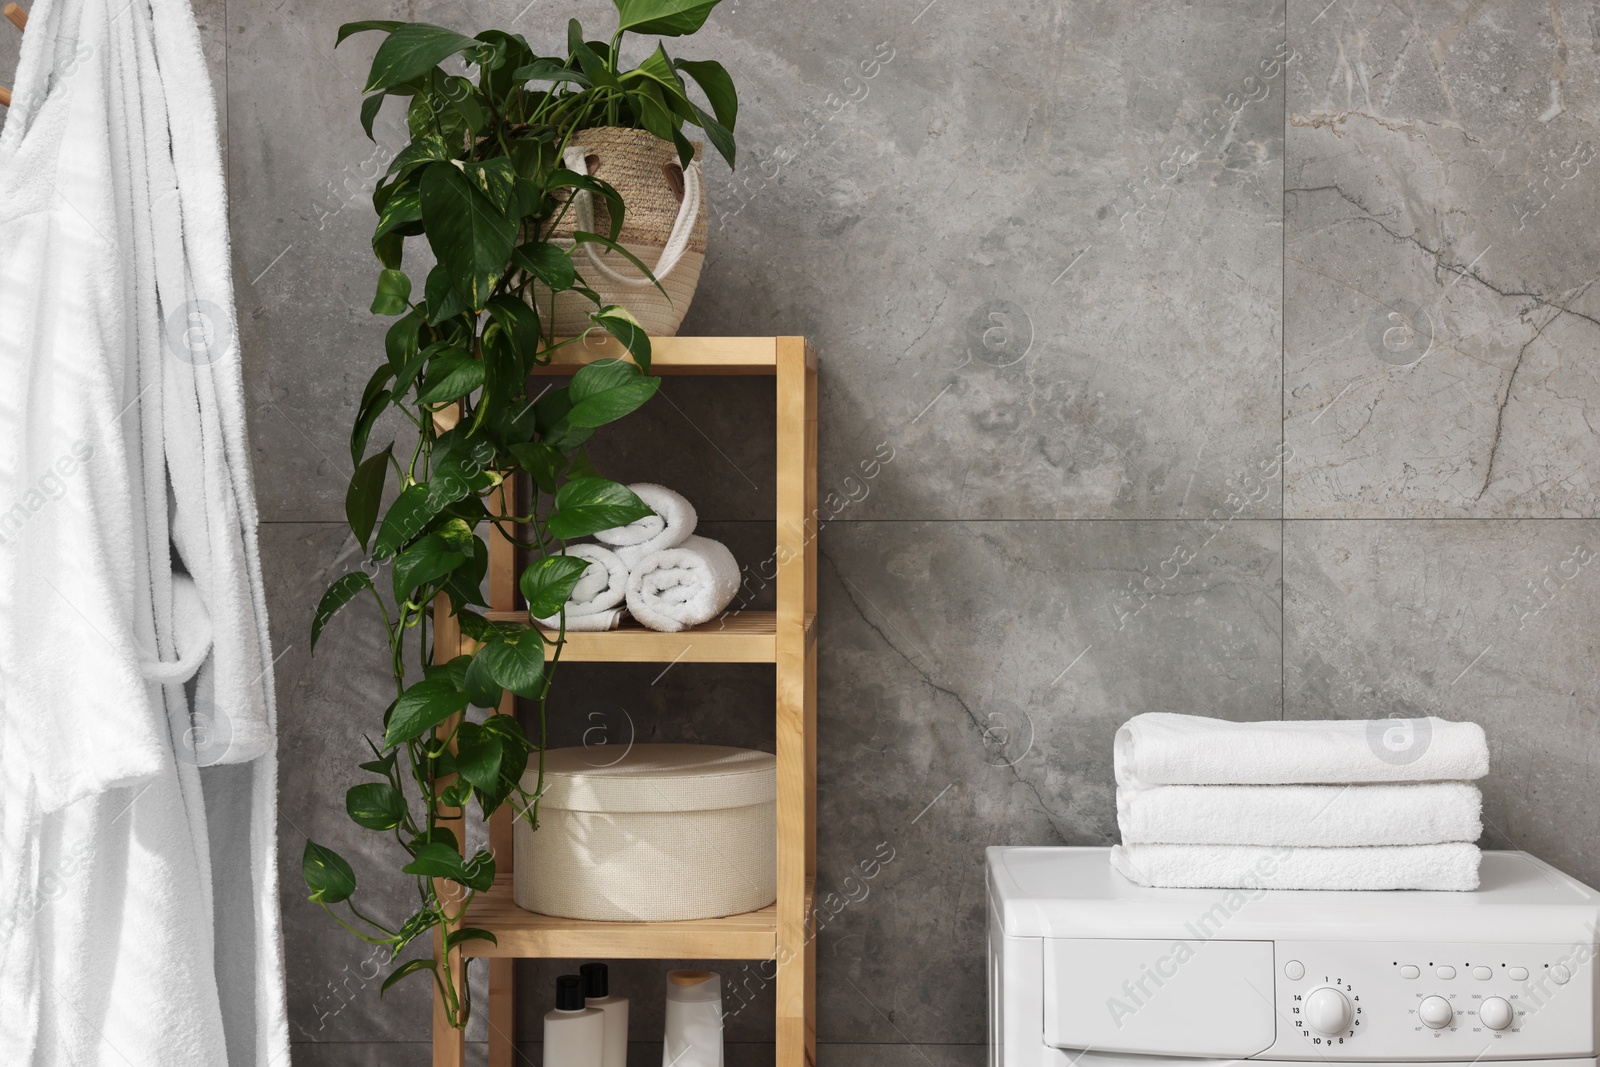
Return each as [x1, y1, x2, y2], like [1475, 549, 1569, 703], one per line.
[8, 1, 1599, 1064]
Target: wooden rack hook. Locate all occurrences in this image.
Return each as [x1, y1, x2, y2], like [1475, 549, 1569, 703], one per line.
[1, 4, 24, 108]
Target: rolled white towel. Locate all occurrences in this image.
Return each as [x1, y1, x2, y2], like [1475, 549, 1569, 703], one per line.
[1117, 782, 1483, 847]
[1115, 712, 1489, 788]
[534, 544, 629, 632]
[594, 482, 697, 568]
[625, 535, 739, 633]
[1110, 842, 1481, 892]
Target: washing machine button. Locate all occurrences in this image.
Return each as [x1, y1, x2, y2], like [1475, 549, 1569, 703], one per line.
[1419, 995, 1454, 1029]
[1472, 966, 1493, 980]
[1481, 997, 1514, 1031]
[1436, 966, 1457, 980]
[1284, 960, 1305, 980]
[1509, 966, 1529, 981]
[1552, 965, 1571, 985]
[1400, 965, 1420, 979]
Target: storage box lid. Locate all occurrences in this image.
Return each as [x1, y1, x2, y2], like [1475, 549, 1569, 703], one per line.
[527, 744, 776, 813]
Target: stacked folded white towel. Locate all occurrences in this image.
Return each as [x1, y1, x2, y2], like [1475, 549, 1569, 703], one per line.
[538, 484, 741, 633]
[1111, 713, 1489, 892]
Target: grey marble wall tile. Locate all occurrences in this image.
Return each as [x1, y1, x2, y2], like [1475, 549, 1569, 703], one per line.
[260, 522, 447, 1046]
[1284, 0, 1600, 517]
[813, 519, 1281, 1043]
[1283, 519, 1600, 886]
[684, 0, 1286, 521]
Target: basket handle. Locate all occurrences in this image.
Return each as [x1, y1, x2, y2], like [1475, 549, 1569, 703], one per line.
[562, 144, 703, 288]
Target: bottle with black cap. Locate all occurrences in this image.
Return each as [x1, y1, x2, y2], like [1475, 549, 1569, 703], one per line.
[545, 974, 604, 1066]
[580, 962, 629, 1067]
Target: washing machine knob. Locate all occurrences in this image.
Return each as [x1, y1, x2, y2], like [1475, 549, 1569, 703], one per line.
[1419, 996, 1455, 1029]
[1305, 987, 1353, 1035]
[1480, 997, 1514, 1031]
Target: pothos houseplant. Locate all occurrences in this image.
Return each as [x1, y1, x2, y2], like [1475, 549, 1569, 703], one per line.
[303, 1, 738, 1030]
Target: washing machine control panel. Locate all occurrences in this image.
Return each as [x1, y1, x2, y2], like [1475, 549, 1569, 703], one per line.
[1269, 941, 1594, 1060]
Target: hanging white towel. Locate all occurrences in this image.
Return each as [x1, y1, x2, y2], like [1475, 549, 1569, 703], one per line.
[625, 535, 739, 632]
[1111, 842, 1482, 891]
[594, 482, 697, 568]
[0, 0, 287, 1063]
[534, 542, 630, 631]
[1117, 782, 1483, 847]
[1115, 712, 1490, 788]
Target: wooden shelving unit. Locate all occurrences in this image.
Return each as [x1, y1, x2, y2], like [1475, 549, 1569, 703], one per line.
[431, 337, 819, 1067]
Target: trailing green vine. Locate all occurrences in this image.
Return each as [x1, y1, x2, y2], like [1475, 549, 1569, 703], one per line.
[303, 2, 738, 1028]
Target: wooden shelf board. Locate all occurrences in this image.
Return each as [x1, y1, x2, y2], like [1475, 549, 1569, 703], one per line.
[529, 336, 780, 376]
[463, 877, 778, 960]
[484, 610, 779, 663]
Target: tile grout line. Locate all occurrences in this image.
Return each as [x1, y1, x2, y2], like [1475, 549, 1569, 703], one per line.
[1280, 1, 1289, 723]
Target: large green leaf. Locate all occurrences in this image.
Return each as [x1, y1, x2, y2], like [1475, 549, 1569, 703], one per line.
[626, 83, 680, 144]
[359, 93, 386, 141]
[419, 161, 517, 312]
[684, 97, 736, 168]
[462, 650, 503, 708]
[513, 242, 576, 290]
[464, 157, 518, 214]
[612, 0, 722, 37]
[547, 477, 652, 539]
[423, 264, 469, 326]
[384, 308, 423, 371]
[382, 679, 470, 750]
[362, 24, 480, 93]
[474, 633, 545, 700]
[311, 572, 374, 650]
[570, 38, 621, 90]
[372, 180, 423, 243]
[302, 841, 357, 904]
[567, 358, 660, 427]
[351, 364, 396, 466]
[519, 554, 593, 618]
[372, 483, 434, 559]
[453, 721, 504, 791]
[507, 442, 565, 493]
[415, 349, 486, 405]
[674, 58, 738, 130]
[346, 782, 408, 831]
[370, 269, 412, 316]
[380, 958, 436, 997]
[589, 303, 654, 372]
[445, 927, 499, 951]
[392, 532, 468, 601]
[346, 447, 392, 552]
[403, 843, 496, 891]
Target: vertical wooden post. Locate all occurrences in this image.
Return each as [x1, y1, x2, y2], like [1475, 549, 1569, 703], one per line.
[486, 477, 520, 1067]
[431, 596, 468, 1067]
[775, 337, 816, 1066]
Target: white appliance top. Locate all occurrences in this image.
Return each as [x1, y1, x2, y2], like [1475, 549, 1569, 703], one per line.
[989, 847, 1600, 943]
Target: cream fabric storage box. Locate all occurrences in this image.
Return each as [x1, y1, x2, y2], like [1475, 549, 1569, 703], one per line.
[514, 744, 776, 922]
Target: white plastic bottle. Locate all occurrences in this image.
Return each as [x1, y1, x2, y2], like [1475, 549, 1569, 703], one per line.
[545, 974, 604, 1067]
[581, 962, 629, 1067]
[662, 969, 723, 1067]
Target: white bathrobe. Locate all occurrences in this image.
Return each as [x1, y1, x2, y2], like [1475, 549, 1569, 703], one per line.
[0, 0, 288, 1064]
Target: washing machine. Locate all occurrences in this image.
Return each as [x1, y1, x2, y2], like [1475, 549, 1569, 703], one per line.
[988, 847, 1600, 1067]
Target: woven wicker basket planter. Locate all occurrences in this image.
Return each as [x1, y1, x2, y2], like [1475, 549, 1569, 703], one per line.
[533, 127, 709, 338]
[514, 744, 776, 922]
